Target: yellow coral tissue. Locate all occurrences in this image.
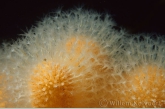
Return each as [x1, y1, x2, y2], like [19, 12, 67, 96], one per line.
[0, 7, 165, 108]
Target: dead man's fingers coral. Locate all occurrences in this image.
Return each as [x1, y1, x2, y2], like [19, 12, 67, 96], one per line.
[0, 7, 122, 107]
[1, 7, 165, 108]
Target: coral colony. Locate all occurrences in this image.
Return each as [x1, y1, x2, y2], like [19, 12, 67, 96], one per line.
[0, 7, 165, 108]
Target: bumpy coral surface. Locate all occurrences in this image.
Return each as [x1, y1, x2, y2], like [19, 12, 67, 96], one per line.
[0, 7, 165, 108]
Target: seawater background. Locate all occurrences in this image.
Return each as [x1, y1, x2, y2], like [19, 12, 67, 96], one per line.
[0, 0, 165, 45]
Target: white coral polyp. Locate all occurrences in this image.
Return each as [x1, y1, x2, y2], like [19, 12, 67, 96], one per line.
[0, 7, 121, 107]
[0, 7, 165, 108]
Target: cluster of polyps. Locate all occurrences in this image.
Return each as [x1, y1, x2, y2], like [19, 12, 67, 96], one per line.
[0, 7, 165, 108]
